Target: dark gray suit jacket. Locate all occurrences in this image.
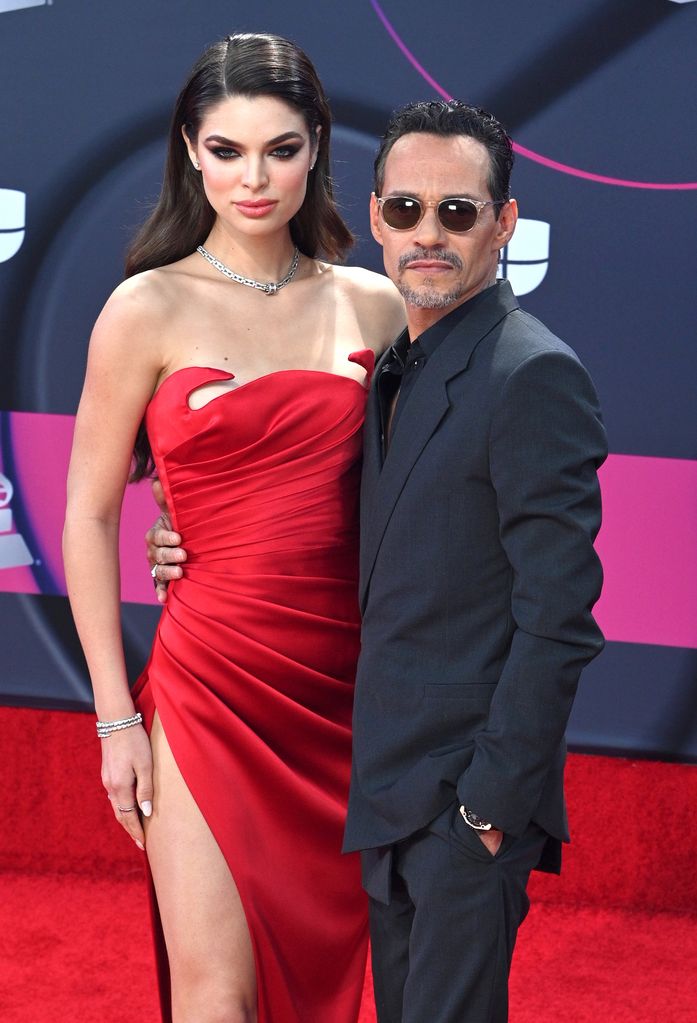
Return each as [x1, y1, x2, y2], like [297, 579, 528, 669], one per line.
[343, 281, 607, 867]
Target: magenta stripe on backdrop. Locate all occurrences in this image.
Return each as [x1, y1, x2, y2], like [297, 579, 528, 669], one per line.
[1, 412, 696, 649]
[368, 0, 697, 191]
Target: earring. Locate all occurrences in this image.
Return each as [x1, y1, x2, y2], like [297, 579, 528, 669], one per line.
[193, 159, 201, 170]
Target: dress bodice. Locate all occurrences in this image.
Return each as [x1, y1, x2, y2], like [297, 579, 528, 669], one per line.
[144, 350, 375, 568]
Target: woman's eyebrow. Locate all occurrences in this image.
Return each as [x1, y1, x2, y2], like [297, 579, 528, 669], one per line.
[203, 131, 304, 146]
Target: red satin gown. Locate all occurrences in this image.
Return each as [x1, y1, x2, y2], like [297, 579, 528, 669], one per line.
[132, 350, 374, 1023]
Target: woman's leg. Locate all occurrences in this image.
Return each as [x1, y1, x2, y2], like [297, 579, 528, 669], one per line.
[144, 711, 257, 1023]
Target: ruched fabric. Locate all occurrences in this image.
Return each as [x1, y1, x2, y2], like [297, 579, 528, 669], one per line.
[132, 351, 374, 1023]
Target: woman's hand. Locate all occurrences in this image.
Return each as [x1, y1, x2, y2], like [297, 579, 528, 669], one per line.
[146, 479, 185, 604]
[101, 725, 154, 851]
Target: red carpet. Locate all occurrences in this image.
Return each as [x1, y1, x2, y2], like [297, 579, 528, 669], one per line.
[2, 707, 697, 1021]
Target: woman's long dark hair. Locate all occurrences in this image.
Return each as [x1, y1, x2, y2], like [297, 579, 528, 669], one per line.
[128, 32, 354, 480]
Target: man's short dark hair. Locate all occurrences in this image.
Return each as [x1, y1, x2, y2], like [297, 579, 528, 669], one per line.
[374, 100, 514, 211]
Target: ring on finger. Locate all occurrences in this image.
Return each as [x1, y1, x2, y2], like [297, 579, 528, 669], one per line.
[150, 564, 158, 580]
[117, 805, 137, 813]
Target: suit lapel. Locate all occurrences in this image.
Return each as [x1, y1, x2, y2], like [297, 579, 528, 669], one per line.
[359, 282, 519, 610]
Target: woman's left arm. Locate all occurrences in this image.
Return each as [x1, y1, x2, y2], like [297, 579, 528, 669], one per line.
[347, 267, 407, 355]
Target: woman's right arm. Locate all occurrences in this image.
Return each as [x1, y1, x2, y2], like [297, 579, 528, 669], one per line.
[63, 277, 165, 850]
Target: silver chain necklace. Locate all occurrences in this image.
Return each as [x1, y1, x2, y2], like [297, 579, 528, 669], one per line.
[196, 244, 300, 296]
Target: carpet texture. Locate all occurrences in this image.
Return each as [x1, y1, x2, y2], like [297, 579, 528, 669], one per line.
[1, 706, 696, 1021]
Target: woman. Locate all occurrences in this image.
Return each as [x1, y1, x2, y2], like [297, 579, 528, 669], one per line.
[63, 32, 404, 1023]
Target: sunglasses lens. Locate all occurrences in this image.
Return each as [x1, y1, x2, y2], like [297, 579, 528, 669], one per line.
[381, 197, 422, 230]
[438, 199, 478, 232]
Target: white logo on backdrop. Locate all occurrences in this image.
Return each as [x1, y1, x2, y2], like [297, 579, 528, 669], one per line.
[668, 1, 697, 5]
[0, 473, 34, 569]
[498, 218, 550, 296]
[0, 0, 51, 12]
[0, 189, 25, 262]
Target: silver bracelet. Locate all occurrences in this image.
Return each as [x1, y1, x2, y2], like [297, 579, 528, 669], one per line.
[96, 711, 143, 739]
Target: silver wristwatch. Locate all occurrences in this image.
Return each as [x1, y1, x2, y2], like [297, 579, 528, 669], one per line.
[459, 805, 493, 832]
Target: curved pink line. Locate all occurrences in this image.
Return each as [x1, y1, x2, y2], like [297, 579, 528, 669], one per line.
[370, 0, 697, 191]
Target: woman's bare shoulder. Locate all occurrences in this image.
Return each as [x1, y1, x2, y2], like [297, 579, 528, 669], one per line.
[329, 263, 397, 298]
[87, 268, 187, 380]
[329, 264, 406, 353]
[95, 259, 200, 343]
[105, 262, 189, 318]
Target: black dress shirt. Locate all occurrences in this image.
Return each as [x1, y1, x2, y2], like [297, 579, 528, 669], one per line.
[377, 285, 497, 456]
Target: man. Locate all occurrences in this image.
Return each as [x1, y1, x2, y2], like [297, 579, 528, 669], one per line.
[150, 100, 607, 1022]
[344, 99, 605, 1023]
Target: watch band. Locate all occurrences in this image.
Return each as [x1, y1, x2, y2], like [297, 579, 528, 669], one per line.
[459, 805, 493, 831]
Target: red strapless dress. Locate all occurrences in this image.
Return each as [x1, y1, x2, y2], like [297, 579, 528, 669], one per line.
[132, 351, 374, 1023]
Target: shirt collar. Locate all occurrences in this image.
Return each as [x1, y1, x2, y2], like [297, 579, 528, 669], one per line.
[413, 282, 498, 356]
[383, 282, 500, 370]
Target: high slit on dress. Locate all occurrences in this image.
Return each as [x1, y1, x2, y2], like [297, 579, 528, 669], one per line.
[131, 352, 374, 1023]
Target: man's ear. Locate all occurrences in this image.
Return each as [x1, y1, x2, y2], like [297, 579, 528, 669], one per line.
[495, 198, 518, 251]
[369, 193, 384, 247]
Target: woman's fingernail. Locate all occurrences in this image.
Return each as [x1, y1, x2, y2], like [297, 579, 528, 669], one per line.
[135, 840, 145, 851]
[141, 801, 153, 817]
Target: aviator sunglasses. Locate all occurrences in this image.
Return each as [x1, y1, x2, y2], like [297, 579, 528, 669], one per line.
[376, 195, 505, 233]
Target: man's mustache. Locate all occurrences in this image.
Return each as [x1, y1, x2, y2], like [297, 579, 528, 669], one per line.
[397, 249, 464, 272]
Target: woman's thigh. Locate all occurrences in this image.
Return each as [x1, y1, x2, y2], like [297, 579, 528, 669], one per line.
[144, 711, 257, 1022]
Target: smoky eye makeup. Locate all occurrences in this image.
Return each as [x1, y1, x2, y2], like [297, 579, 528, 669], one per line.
[204, 131, 306, 160]
[207, 142, 304, 161]
[270, 144, 302, 158]
[208, 146, 239, 160]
